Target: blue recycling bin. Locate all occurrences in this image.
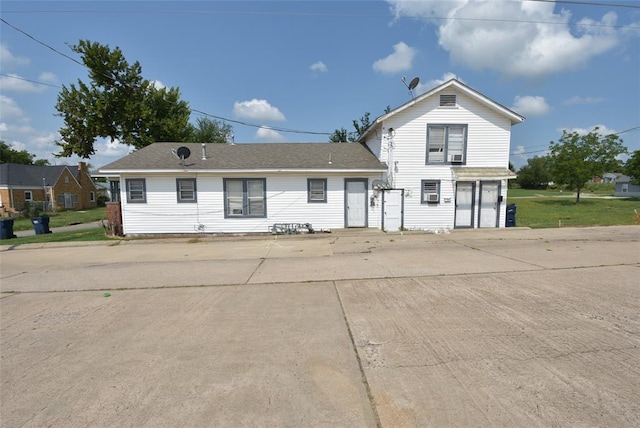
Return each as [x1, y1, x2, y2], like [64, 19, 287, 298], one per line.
[31, 216, 52, 234]
[506, 204, 517, 227]
[0, 218, 16, 239]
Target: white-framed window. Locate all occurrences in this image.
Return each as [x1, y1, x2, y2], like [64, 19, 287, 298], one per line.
[621, 183, 629, 193]
[64, 176, 69, 183]
[223, 178, 266, 218]
[421, 180, 441, 204]
[426, 124, 467, 164]
[176, 178, 197, 203]
[24, 191, 33, 201]
[90, 191, 95, 202]
[126, 179, 146, 203]
[307, 178, 327, 203]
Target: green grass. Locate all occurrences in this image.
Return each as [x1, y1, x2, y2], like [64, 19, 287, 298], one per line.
[507, 197, 640, 229]
[2, 227, 113, 245]
[10, 207, 107, 232]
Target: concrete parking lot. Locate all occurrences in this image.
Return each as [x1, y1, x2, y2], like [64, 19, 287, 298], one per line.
[1, 226, 639, 427]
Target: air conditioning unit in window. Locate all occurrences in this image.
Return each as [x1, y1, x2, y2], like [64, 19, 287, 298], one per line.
[451, 154, 464, 163]
[426, 193, 439, 203]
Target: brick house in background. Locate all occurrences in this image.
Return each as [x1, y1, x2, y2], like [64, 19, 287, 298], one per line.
[0, 162, 98, 216]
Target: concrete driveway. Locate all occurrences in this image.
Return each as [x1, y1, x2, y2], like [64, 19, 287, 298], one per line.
[1, 226, 639, 427]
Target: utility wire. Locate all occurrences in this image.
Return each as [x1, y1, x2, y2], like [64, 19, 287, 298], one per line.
[524, 0, 640, 9]
[511, 126, 640, 155]
[0, 73, 61, 89]
[0, 17, 332, 137]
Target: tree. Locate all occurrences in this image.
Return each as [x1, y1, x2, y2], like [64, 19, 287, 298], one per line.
[625, 150, 640, 184]
[548, 127, 627, 203]
[516, 156, 551, 189]
[55, 40, 192, 158]
[187, 117, 233, 144]
[0, 140, 49, 165]
[329, 112, 372, 143]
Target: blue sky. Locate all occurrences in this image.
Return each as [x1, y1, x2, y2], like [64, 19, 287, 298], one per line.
[1, 0, 639, 170]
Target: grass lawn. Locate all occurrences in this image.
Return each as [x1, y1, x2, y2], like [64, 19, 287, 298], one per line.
[9, 207, 107, 232]
[507, 196, 640, 229]
[3, 227, 114, 245]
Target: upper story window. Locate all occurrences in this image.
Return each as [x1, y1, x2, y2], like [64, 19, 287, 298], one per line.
[439, 94, 456, 107]
[64, 176, 70, 183]
[426, 124, 467, 164]
[307, 179, 327, 203]
[176, 178, 197, 203]
[224, 178, 266, 218]
[126, 178, 146, 203]
[24, 191, 33, 201]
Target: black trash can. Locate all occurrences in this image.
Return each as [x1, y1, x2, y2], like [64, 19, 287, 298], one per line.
[506, 204, 517, 227]
[31, 216, 52, 234]
[0, 218, 16, 239]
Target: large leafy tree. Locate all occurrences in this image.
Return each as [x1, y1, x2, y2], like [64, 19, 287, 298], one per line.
[329, 112, 372, 143]
[625, 150, 640, 184]
[0, 140, 49, 165]
[55, 40, 192, 158]
[548, 127, 627, 203]
[516, 156, 551, 189]
[187, 117, 233, 144]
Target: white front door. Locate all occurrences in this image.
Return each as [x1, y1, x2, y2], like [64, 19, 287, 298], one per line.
[479, 181, 500, 228]
[346, 180, 367, 227]
[383, 189, 402, 232]
[455, 182, 474, 228]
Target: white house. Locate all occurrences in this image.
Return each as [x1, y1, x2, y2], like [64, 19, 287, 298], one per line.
[358, 78, 524, 231]
[98, 79, 524, 236]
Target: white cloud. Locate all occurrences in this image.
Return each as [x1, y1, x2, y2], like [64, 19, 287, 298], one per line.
[373, 42, 417, 74]
[386, 0, 626, 79]
[234, 99, 286, 122]
[95, 138, 133, 157]
[255, 126, 286, 142]
[150, 80, 166, 90]
[418, 72, 463, 94]
[310, 61, 328, 73]
[0, 73, 50, 93]
[512, 145, 527, 160]
[564, 96, 605, 105]
[0, 123, 7, 131]
[0, 44, 30, 69]
[562, 124, 617, 136]
[511, 95, 550, 116]
[0, 95, 27, 121]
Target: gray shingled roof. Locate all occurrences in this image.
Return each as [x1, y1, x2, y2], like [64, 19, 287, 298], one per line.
[0, 163, 78, 186]
[98, 142, 387, 172]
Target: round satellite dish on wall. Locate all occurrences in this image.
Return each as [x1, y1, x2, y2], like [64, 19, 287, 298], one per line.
[176, 146, 191, 159]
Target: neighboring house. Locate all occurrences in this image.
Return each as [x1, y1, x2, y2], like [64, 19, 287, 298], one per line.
[614, 175, 640, 197]
[601, 173, 621, 183]
[0, 162, 98, 215]
[98, 79, 523, 235]
[358, 79, 524, 231]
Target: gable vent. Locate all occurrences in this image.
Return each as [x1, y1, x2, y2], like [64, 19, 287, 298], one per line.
[440, 94, 456, 107]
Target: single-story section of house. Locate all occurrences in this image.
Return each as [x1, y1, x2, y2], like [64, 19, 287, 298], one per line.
[613, 175, 640, 197]
[98, 142, 387, 235]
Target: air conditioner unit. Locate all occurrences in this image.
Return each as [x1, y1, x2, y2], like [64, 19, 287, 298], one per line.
[451, 154, 464, 163]
[426, 193, 439, 203]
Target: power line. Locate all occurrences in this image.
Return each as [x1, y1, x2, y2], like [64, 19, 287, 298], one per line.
[0, 18, 332, 137]
[524, 0, 640, 9]
[511, 126, 640, 155]
[0, 73, 61, 89]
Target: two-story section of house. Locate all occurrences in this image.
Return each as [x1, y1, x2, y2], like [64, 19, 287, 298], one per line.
[359, 79, 524, 231]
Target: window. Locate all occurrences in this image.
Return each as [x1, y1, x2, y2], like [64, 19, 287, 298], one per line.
[64, 176, 70, 183]
[621, 183, 629, 193]
[421, 180, 441, 204]
[426, 124, 467, 164]
[126, 179, 146, 203]
[307, 179, 327, 203]
[440, 94, 456, 107]
[24, 191, 33, 201]
[90, 191, 95, 202]
[176, 178, 197, 203]
[224, 178, 266, 217]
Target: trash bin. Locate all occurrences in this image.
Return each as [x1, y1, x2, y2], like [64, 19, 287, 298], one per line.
[0, 218, 16, 239]
[506, 204, 517, 227]
[31, 216, 52, 234]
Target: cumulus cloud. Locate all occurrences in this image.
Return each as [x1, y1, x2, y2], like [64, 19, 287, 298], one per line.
[512, 145, 527, 160]
[234, 99, 286, 121]
[255, 126, 286, 142]
[0, 95, 27, 121]
[386, 0, 628, 79]
[511, 95, 550, 116]
[564, 96, 605, 105]
[0, 73, 50, 93]
[150, 80, 166, 90]
[0, 44, 30, 69]
[416, 72, 463, 95]
[561, 124, 617, 136]
[373, 42, 417, 74]
[310, 61, 328, 73]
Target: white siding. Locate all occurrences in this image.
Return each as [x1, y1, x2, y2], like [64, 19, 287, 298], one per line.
[374, 87, 514, 231]
[120, 172, 382, 235]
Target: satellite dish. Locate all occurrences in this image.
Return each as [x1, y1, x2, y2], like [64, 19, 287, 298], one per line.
[176, 146, 191, 159]
[402, 76, 420, 99]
